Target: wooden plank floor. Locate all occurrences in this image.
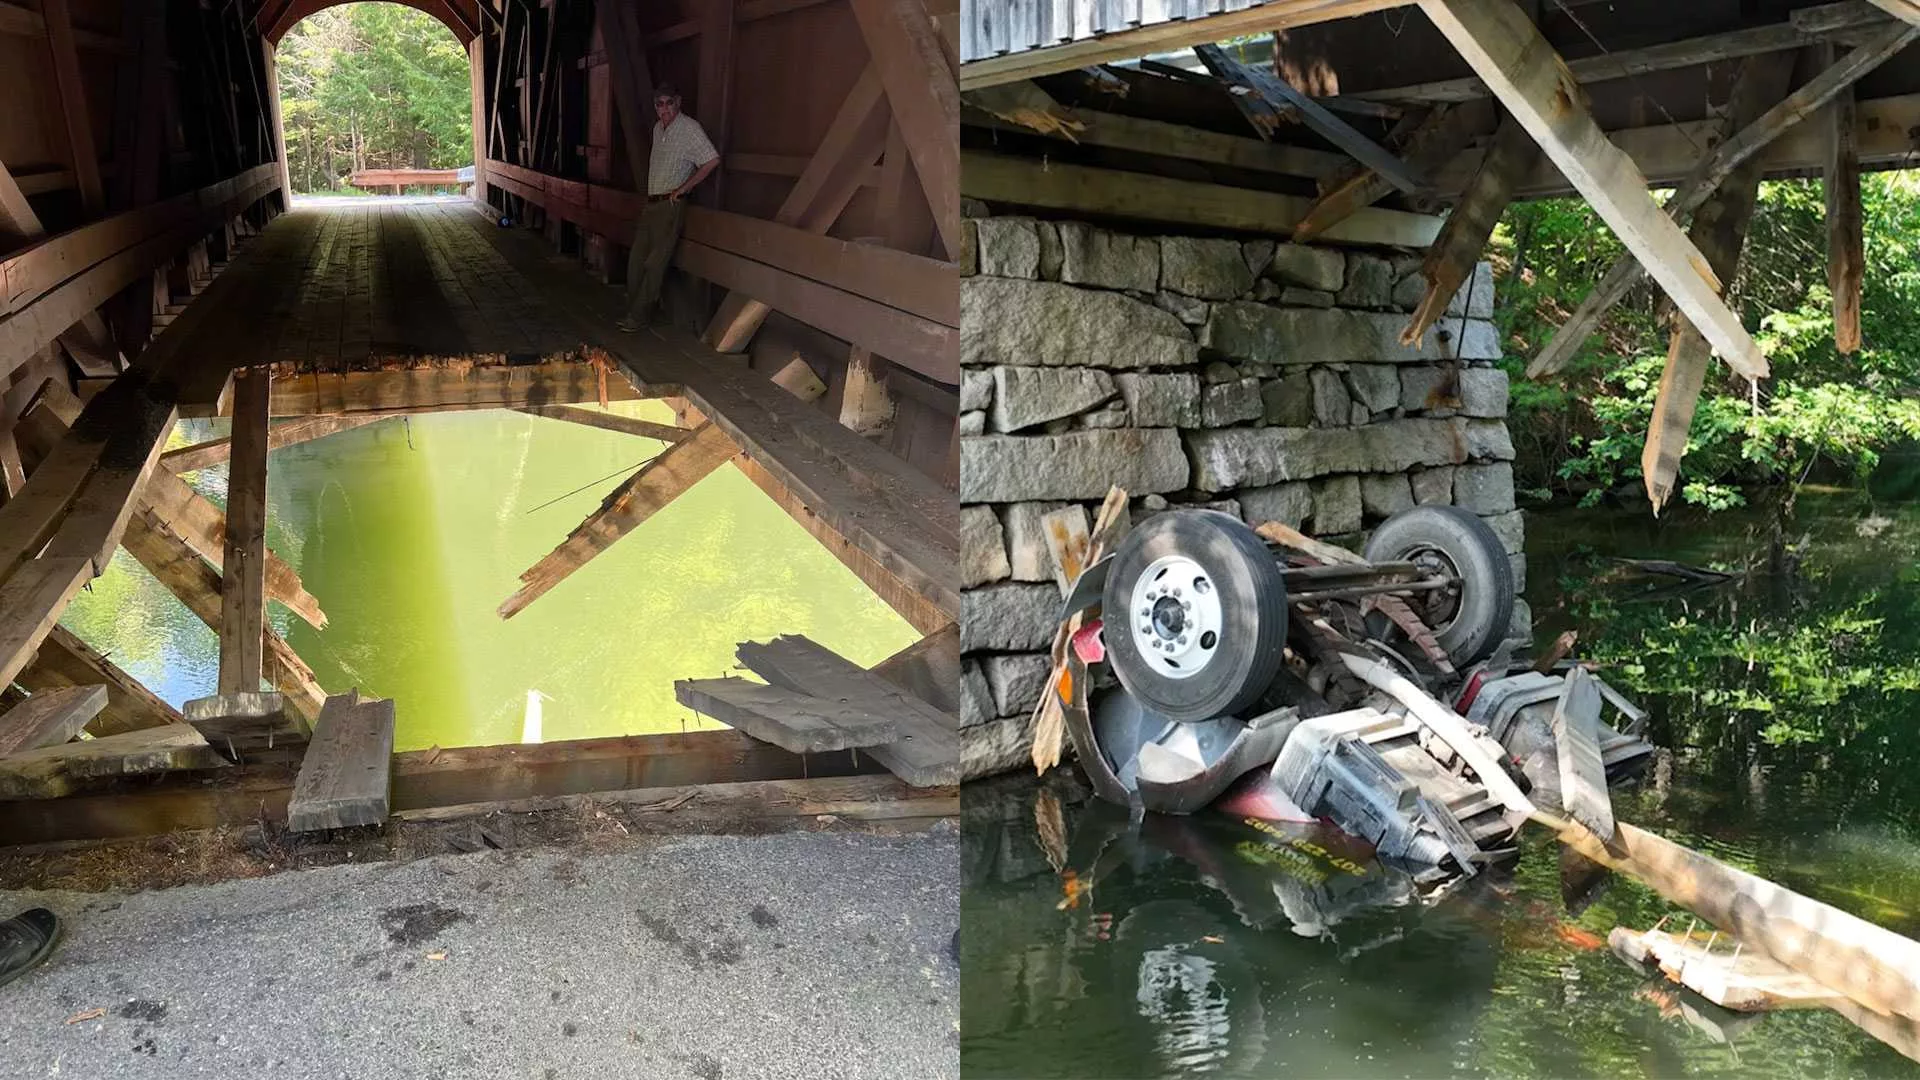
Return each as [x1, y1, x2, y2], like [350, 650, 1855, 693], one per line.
[173, 199, 593, 414]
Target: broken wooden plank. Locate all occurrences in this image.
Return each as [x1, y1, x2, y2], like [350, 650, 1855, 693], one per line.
[704, 68, 889, 353]
[287, 694, 396, 832]
[1195, 43, 1424, 193]
[675, 677, 899, 754]
[735, 635, 958, 786]
[1642, 57, 1791, 512]
[1615, 926, 1851, 1013]
[497, 421, 739, 618]
[393, 773, 955, 828]
[183, 690, 310, 755]
[1529, 21, 1919, 378]
[1551, 667, 1613, 841]
[1419, 0, 1764, 378]
[518, 405, 688, 442]
[159, 415, 386, 473]
[217, 368, 270, 694]
[0, 723, 227, 799]
[869, 624, 959, 716]
[1404, 114, 1535, 345]
[0, 685, 107, 757]
[1824, 43, 1864, 356]
[15, 625, 180, 736]
[838, 347, 894, 436]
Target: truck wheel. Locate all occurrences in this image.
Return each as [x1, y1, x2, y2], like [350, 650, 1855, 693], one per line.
[1363, 506, 1515, 666]
[1102, 511, 1287, 723]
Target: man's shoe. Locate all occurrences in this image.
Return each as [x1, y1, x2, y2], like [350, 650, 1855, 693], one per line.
[0, 908, 60, 989]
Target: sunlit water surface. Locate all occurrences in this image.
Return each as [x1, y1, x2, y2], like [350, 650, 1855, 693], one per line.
[61, 403, 917, 750]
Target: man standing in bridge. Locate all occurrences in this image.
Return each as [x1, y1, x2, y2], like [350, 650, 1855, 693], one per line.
[616, 83, 719, 332]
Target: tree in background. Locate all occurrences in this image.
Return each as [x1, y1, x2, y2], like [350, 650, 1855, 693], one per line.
[1493, 172, 1920, 512]
[277, 3, 472, 193]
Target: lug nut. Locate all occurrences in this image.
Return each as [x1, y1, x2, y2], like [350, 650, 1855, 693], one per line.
[1171, 587, 1182, 598]
[1181, 601, 1191, 612]
[1176, 636, 1188, 646]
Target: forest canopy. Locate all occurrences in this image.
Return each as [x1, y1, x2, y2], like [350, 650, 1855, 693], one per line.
[276, 3, 472, 193]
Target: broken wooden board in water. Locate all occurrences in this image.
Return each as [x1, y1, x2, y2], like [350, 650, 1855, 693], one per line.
[184, 690, 311, 755]
[0, 684, 108, 757]
[0, 724, 228, 798]
[735, 635, 959, 787]
[288, 693, 396, 832]
[1552, 667, 1614, 841]
[674, 678, 898, 755]
[1610, 925, 1850, 1012]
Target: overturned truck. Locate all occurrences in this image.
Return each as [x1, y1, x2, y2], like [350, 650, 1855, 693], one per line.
[1057, 506, 1649, 881]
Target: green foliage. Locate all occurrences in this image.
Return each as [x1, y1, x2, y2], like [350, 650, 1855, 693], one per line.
[1494, 172, 1920, 507]
[277, 4, 471, 193]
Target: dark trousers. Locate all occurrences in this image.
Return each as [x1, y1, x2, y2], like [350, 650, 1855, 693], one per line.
[626, 199, 684, 319]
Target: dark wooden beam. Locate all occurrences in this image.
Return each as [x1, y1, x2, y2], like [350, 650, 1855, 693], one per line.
[1419, 0, 1762, 378]
[1403, 114, 1535, 345]
[40, 0, 106, 215]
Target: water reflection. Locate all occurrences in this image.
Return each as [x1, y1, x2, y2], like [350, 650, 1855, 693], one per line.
[963, 492, 1920, 1079]
[59, 405, 918, 750]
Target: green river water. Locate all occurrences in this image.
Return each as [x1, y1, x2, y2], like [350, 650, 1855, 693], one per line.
[962, 488, 1920, 1078]
[60, 403, 917, 751]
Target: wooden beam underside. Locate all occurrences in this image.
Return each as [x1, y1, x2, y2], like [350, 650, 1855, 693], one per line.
[961, 151, 1444, 246]
[518, 405, 689, 443]
[497, 421, 742, 619]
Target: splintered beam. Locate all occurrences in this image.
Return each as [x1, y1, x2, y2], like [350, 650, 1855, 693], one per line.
[159, 415, 386, 473]
[518, 406, 689, 443]
[1824, 43, 1864, 356]
[1403, 116, 1535, 345]
[17, 385, 326, 628]
[1418, 0, 1764, 377]
[497, 422, 741, 619]
[1195, 44, 1424, 194]
[1642, 58, 1789, 512]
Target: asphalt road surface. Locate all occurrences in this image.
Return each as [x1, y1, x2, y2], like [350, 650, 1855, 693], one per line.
[0, 827, 958, 1079]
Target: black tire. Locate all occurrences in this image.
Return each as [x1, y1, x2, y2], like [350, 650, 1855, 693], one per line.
[1362, 505, 1515, 666]
[1102, 511, 1287, 723]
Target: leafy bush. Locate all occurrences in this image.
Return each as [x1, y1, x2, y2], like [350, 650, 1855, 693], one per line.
[1494, 172, 1920, 508]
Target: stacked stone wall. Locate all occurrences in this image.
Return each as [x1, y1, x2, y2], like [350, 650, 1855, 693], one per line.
[957, 212, 1530, 780]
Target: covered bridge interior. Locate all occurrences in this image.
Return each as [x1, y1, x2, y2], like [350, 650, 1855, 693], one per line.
[0, 0, 962, 850]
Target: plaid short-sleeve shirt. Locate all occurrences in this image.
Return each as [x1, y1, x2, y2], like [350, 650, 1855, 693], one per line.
[648, 115, 719, 195]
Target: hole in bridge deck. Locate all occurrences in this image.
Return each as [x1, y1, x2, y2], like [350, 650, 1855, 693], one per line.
[59, 399, 918, 752]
